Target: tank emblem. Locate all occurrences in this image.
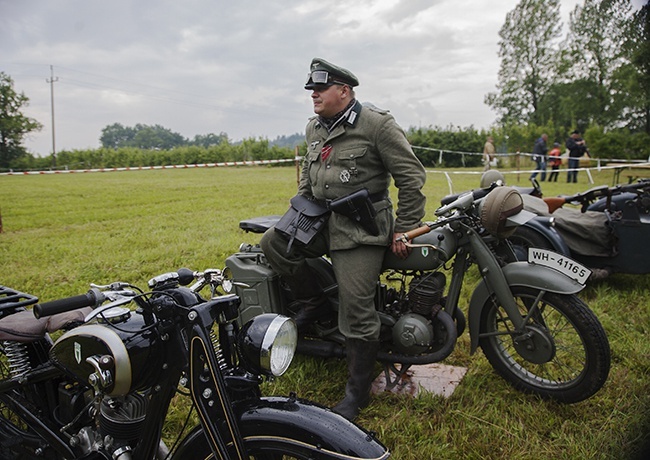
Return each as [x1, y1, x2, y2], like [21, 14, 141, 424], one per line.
[421, 248, 429, 257]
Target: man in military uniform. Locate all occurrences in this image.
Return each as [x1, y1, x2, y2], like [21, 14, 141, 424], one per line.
[260, 58, 426, 420]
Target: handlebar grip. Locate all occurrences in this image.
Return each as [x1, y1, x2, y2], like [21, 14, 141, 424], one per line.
[400, 225, 432, 242]
[33, 290, 100, 319]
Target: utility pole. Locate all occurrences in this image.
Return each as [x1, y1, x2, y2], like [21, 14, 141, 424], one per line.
[46, 65, 58, 168]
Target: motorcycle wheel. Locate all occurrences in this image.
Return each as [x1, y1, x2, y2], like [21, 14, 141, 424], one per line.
[478, 287, 610, 403]
[507, 226, 556, 261]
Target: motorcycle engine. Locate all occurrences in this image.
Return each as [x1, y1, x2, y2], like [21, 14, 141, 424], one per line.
[70, 393, 149, 459]
[392, 272, 446, 354]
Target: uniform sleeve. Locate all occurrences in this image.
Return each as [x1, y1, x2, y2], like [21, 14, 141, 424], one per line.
[375, 115, 427, 232]
[298, 122, 316, 198]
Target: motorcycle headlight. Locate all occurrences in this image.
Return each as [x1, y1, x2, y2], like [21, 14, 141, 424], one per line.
[237, 314, 297, 377]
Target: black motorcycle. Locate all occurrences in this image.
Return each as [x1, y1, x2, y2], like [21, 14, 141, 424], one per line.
[0, 269, 390, 459]
[510, 179, 650, 278]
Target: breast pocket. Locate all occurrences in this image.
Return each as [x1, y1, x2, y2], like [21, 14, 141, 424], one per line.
[306, 149, 322, 186]
[335, 147, 367, 184]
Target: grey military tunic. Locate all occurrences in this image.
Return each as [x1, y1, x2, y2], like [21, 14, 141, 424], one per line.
[300, 101, 426, 250]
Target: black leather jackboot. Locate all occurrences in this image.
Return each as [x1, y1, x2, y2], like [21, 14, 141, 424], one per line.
[332, 338, 380, 421]
[291, 296, 330, 330]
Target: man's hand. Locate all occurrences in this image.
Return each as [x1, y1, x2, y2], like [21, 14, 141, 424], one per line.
[391, 232, 410, 259]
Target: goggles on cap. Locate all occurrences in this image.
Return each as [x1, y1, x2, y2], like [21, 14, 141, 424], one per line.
[306, 70, 347, 88]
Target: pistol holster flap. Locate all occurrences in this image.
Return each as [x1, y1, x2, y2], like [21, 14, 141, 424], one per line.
[329, 189, 379, 236]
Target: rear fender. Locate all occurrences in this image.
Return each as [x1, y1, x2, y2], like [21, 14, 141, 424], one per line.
[468, 262, 584, 354]
[172, 395, 390, 459]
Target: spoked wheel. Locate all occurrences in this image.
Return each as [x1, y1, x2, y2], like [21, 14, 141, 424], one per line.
[478, 287, 610, 403]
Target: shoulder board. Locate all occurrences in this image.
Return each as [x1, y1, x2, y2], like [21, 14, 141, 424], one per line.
[362, 102, 389, 114]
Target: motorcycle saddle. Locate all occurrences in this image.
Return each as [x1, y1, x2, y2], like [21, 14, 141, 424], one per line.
[239, 215, 282, 234]
[0, 308, 92, 343]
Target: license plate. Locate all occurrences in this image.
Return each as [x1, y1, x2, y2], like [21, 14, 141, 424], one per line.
[527, 248, 592, 285]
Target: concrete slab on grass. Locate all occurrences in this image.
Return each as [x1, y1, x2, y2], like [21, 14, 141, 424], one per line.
[371, 363, 468, 398]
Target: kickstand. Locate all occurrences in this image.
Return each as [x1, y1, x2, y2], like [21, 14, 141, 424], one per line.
[382, 363, 412, 391]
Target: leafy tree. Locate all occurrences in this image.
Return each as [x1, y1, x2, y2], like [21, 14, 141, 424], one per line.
[485, 0, 563, 126]
[561, 0, 633, 127]
[622, 2, 650, 133]
[536, 78, 603, 133]
[100, 123, 186, 149]
[0, 72, 43, 169]
[191, 132, 228, 147]
[100, 123, 136, 149]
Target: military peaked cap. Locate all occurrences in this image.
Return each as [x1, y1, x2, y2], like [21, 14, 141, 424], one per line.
[305, 57, 359, 90]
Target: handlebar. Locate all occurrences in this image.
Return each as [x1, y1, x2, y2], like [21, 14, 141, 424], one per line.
[546, 180, 650, 213]
[33, 268, 235, 320]
[34, 288, 104, 319]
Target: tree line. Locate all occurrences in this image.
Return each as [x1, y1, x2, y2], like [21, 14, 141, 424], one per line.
[486, 0, 649, 134]
[1, 1, 648, 172]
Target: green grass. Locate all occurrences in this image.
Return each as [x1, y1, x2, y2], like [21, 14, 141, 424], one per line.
[1, 166, 649, 459]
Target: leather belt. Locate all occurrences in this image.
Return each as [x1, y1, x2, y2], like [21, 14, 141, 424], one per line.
[315, 190, 387, 209]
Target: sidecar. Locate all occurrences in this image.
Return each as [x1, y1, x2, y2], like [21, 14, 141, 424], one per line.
[511, 186, 650, 276]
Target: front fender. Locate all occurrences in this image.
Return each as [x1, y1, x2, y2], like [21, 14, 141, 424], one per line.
[468, 262, 585, 354]
[523, 219, 571, 256]
[172, 396, 390, 460]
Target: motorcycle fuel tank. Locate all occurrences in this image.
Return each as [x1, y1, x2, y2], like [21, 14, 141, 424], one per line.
[50, 312, 162, 396]
[383, 226, 457, 271]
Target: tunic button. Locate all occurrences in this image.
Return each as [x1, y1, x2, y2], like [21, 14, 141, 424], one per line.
[326, 164, 331, 169]
[325, 184, 329, 189]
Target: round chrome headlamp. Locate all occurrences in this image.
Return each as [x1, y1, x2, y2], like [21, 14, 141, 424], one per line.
[237, 314, 297, 377]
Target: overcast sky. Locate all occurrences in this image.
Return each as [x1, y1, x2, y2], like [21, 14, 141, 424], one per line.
[1, 0, 644, 156]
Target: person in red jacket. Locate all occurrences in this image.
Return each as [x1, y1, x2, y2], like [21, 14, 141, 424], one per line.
[548, 142, 562, 182]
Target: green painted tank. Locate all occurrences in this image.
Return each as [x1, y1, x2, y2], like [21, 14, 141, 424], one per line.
[382, 226, 457, 271]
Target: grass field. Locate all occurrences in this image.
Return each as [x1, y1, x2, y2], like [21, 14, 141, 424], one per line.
[1, 165, 648, 459]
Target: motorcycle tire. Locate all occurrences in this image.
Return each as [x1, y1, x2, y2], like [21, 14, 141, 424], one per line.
[507, 226, 556, 261]
[478, 287, 610, 403]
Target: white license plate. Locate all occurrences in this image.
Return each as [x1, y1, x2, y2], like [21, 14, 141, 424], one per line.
[527, 248, 592, 285]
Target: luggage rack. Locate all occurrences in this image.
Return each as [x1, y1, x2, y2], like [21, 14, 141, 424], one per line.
[0, 285, 39, 313]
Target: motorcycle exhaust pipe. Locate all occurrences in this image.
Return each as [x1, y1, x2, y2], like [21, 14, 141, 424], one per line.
[296, 310, 457, 366]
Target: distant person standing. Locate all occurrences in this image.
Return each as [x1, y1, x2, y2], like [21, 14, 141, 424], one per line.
[547, 142, 562, 182]
[566, 130, 589, 183]
[483, 136, 496, 171]
[530, 134, 548, 182]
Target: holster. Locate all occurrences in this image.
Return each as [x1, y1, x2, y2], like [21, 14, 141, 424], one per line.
[274, 194, 330, 253]
[328, 188, 380, 236]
